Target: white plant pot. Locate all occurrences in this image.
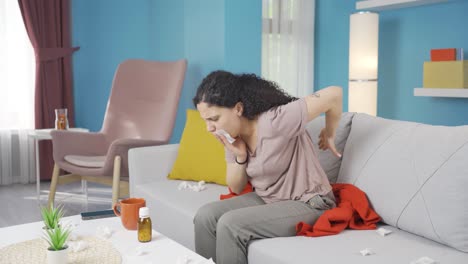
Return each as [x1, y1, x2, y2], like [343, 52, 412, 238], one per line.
[47, 246, 68, 264]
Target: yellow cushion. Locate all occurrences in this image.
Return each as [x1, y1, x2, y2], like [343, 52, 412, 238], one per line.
[168, 109, 227, 185]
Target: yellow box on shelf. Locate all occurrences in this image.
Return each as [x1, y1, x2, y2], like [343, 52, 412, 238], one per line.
[423, 60, 468, 88]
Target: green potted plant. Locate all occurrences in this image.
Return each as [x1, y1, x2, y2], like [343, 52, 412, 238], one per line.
[40, 204, 65, 230]
[44, 226, 71, 264]
[40, 204, 71, 264]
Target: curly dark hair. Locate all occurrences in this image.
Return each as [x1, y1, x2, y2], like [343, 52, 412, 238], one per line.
[193, 70, 298, 119]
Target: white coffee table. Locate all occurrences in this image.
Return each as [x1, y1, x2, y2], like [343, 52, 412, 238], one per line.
[0, 215, 207, 263]
[28, 128, 89, 201]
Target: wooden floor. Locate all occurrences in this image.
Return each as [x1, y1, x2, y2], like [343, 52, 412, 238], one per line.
[0, 181, 114, 228]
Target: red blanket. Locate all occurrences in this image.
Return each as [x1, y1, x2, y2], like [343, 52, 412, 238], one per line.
[296, 183, 381, 237]
[220, 183, 381, 237]
[219, 182, 253, 200]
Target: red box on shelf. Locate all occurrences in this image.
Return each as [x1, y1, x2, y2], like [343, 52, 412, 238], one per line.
[431, 48, 456, 61]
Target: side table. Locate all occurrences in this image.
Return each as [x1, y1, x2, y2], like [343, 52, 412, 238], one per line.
[28, 128, 89, 201]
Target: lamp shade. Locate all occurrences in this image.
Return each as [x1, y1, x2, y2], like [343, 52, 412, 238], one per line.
[349, 81, 378, 116]
[349, 11, 379, 116]
[349, 12, 379, 80]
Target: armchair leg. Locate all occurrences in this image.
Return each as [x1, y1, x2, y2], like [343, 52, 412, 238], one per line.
[112, 156, 122, 206]
[48, 164, 60, 208]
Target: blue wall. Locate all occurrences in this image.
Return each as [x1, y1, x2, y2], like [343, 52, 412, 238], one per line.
[72, 0, 154, 132]
[315, 0, 468, 125]
[172, 0, 226, 143]
[315, 0, 356, 113]
[71, 0, 468, 143]
[224, 0, 262, 74]
[72, 0, 261, 143]
[378, 1, 468, 125]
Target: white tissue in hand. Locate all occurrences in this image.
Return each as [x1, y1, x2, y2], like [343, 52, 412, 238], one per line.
[96, 226, 113, 239]
[68, 240, 88, 253]
[215, 129, 236, 144]
[376, 227, 392, 237]
[410, 257, 438, 264]
[360, 248, 374, 256]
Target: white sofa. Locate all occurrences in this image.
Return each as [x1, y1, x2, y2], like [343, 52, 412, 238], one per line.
[129, 113, 468, 263]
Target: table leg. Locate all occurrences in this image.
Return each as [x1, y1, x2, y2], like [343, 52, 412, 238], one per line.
[82, 179, 88, 201]
[35, 139, 40, 201]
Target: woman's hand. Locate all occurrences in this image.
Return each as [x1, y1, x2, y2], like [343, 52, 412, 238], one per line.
[318, 128, 342, 158]
[215, 134, 248, 162]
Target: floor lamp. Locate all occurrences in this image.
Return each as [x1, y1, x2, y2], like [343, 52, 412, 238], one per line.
[348, 11, 379, 116]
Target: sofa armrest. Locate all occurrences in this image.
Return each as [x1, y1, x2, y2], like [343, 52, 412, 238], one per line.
[128, 144, 179, 195]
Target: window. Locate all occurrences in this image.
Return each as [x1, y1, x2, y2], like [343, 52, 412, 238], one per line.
[0, 1, 35, 130]
[261, 0, 315, 97]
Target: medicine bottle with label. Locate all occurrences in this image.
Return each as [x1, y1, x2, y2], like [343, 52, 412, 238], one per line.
[138, 207, 152, 242]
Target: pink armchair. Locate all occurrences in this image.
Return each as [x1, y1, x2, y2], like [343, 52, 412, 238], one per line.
[48, 59, 187, 207]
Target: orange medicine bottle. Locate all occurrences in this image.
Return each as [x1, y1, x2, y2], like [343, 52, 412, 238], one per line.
[138, 207, 152, 242]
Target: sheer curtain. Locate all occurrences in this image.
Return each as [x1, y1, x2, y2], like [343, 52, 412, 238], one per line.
[262, 0, 315, 97]
[0, 1, 36, 185]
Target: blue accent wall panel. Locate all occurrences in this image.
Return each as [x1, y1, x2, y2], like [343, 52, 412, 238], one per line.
[151, 0, 187, 143]
[72, 0, 153, 132]
[379, 1, 468, 125]
[150, 0, 185, 61]
[72, 0, 467, 144]
[315, 0, 356, 112]
[315, 0, 468, 125]
[170, 0, 226, 143]
[224, 0, 262, 75]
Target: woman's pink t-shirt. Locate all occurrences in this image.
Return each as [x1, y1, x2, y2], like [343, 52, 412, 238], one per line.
[225, 98, 332, 204]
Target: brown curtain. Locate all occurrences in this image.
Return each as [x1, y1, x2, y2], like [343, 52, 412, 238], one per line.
[18, 0, 79, 180]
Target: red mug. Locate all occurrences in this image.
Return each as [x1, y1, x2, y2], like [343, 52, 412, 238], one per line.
[113, 198, 146, 230]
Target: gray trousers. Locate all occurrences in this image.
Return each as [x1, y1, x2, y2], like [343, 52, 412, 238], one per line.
[193, 192, 336, 264]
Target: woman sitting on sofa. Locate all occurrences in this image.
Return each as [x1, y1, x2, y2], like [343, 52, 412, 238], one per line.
[193, 70, 343, 264]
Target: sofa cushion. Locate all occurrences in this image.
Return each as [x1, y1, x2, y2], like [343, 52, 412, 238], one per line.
[338, 114, 468, 252]
[306, 112, 354, 183]
[248, 225, 468, 264]
[168, 109, 227, 185]
[64, 155, 105, 168]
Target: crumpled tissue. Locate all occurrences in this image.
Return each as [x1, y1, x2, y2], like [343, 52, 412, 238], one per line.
[133, 247, 146, 256]
[176, 256, 216, 264]
[68, 240, 88, 253]
[124, 246, 150, 263]
[96, 226, 113, 239]
[61, 219, 79, 230]
[359, 248, 374, 256]
[68, 232, 79, 241]
[376, 227, 392, 237]
[178, 181, 206, 192]
[410, 257, 438, 264]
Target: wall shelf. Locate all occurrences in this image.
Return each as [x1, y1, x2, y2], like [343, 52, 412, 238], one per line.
[356, 0, 453, 11]
[414, 88, 468, 98]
